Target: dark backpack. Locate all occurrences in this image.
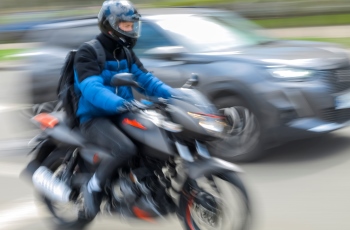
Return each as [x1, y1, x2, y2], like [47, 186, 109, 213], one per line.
[57, 39, 106, 128]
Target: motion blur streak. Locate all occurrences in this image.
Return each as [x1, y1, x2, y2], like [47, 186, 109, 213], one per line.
[0, 162, 23, 177]
[0, 200, 38, 230]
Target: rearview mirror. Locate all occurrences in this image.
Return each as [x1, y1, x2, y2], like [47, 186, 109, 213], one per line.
[110, 73, 139, 88]
[182, 73, 199, 89]
[144, 46, 187, 59]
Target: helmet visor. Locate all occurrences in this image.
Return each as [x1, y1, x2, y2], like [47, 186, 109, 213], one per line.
[108, 16, 141, 38]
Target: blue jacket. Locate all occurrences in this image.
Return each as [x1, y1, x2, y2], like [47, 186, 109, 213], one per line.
[73, 33, 172, 123]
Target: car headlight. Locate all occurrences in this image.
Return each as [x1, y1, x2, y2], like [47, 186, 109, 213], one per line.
[267, 68, 315, 81]
[187, 112, 226, 134]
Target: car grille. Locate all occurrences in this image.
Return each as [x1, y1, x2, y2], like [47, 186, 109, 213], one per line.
[319, 67, 350, 123]
[321, 67, 350, 93]
[321, 108, 350, 123]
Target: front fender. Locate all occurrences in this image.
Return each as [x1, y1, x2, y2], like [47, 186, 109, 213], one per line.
[186, 157, 243, 179]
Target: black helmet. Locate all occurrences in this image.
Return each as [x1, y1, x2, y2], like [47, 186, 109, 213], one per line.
[98, 0, 141, 48]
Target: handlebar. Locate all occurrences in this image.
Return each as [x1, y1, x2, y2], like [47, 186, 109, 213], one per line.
[128, 97, 168, 111]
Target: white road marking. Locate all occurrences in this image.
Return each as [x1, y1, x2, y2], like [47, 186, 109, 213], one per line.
[0, 162, 47, 229]
[0, 162, 25, 178]
[0, 43, 40, 50]
[0, 139, 32, 152]
[0, 161, 51, 229]
[0, 104, 32, 112]
[0, 200, 39, 230]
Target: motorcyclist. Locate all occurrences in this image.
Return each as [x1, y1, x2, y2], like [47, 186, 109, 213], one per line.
[74, 0, 179, 219]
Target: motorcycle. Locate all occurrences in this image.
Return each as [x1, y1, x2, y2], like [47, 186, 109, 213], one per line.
[23, 73, 252, 230]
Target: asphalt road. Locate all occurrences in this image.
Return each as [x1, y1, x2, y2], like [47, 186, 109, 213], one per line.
[1, 129, 350, 230]
[0, 70, 350, 230]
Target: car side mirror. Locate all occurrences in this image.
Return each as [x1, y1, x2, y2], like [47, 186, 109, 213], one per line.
[144, 46, 187, 59]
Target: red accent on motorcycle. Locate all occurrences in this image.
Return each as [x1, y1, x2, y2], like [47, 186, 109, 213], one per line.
[186, 197, 195, 230]
[123, 118, 147, 130]
[33, 113, 59, 129]
[93, 153, 100, 164]
[132, 206, 155, 223]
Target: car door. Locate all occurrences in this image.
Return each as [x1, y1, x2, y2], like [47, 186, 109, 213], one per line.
[133, 21, 188, 89]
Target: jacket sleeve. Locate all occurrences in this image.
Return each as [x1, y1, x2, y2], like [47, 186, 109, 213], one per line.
[130, 50, 173, 98]
[74, 44, 126, 113]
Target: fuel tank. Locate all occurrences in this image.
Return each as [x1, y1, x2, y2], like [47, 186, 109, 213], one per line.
[115, 112, 176, 160]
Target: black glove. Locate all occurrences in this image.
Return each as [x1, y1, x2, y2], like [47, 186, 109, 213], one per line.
[117, 101, 138, 113]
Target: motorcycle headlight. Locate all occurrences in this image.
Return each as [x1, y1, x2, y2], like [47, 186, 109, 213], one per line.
[267, 68, 315, 81]
[187, 112, 226, 134]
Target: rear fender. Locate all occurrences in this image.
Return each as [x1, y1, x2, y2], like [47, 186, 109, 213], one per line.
[31, 112, 86, 147]
[42, 125, 86, 147]
[186, 157, 243, 179]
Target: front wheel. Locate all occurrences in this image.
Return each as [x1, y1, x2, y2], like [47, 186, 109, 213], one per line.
[178, 172, 252, 230]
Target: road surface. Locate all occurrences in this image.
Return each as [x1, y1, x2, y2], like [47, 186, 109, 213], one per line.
[1, 130, 350, 230]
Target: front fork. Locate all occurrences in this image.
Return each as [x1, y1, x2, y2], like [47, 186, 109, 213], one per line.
[161, 161, 212, 207]
[161, 158, 188, 206]
[164, 139, 213, 206]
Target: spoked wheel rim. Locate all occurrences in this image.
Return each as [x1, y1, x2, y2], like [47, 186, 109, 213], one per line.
[185, 196, 224, 230]
[184, 174, 250, 230]
[211, 105, 260, 158]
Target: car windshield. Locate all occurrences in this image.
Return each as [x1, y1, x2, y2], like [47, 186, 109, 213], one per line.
[153, 13, 275, 52]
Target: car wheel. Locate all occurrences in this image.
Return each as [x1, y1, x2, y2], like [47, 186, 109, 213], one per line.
[209, 96, 263, 162]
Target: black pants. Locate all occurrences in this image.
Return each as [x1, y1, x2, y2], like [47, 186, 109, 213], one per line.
[80, 117, 137, 187]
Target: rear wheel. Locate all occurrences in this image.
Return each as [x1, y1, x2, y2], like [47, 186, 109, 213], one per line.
[178, 172, 251, 230]
[209, 96, 263, 162]
[40, 149, 92, 230]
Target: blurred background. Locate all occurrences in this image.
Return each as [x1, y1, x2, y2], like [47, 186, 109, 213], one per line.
[0, 0, 350, 230]
[1, 0, 350, 43]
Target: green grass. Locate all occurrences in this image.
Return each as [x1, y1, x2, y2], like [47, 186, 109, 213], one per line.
[148, 1, 350, 28]
[286, 37, 350, 48]
[0, 7, 99, 25]
[149, 0, 232, 7]
[253, 14, 350, 28]
[0, 49, 24, 61]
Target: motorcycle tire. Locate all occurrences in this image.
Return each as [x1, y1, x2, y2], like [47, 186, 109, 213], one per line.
[178, 171, 252, 230]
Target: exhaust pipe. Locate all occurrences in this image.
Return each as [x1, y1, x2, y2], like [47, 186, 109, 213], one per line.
[32, 166, 72, 203]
